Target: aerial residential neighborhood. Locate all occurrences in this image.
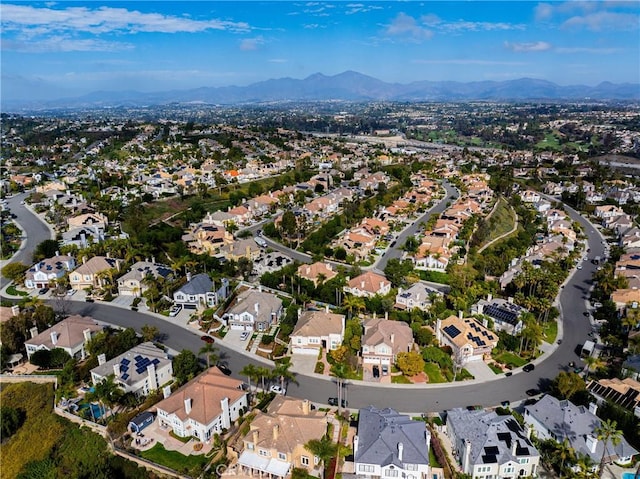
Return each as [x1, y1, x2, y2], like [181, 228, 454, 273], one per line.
[2, 98, 640, 479]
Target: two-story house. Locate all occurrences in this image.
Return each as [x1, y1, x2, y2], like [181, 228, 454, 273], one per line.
[25, 255, 76, 289]
[289, 308, 345, 355]
[155, 368, 248, 442]
[117, 260, 172, 297]
[91, 342, 173, 397]
[25, 315, 102, 360]
[69, 255, 123, 291]
[436, 315, 498, 364]
[173, 273, 216, 309]
[471, 296, 526, 335]
[361, 318, 414, 373]
[395, 282, 443, 312]
[446, 408, 540, 479]
[354, 406, 434, 479]
[344, 272, 391, 298]
[224, 288, 283, 332]
[297, 262, 338, 287]
[232, 397, 328, 479]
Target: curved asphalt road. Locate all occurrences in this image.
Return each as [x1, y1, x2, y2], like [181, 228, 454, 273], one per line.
[4, 187, 601, 414]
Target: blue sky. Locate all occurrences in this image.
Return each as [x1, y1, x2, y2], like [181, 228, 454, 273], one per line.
[2, 1, 639, 100]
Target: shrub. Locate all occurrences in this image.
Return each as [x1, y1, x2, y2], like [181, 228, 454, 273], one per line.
[314, 362, 325, 374]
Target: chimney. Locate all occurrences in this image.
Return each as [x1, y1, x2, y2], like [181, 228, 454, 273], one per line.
[325, 304, 329, 313]
[463, 439, 472, 473]
[147, 363, 158, 390]
[384, 311, 388, 320]
[82, 256, 87, 264]
[186, 272, 192, 282]
[398, 442, 404, 461]
[106, 252, 110, 259]
[487, 293, 492, 302]
[361, 281, 365, 289]
[302, 399, 310, 415]
[11, 305, 20, 316]
[184, 397, 192, 415]
[152, 256, 156, 264]
[29, 326, 38, 338]
[390, 333, 395, 344]
[353, 435, 359, 455]
[511, 437, 517, 456]
[258, 284, 262, 293]
[163, 385, 172, 399]
[98, 353, 106, 365]
[298, 308, 302, 319]
[35, 262, 40, 272]
[83, 328, 92, 343]
[55, 250, 59, 257]
[589, 402, 598, 415]
[113, 363, 121, 377]
[50, 332, 58, 345]
[586, 434, 598, 453]
[458, 310, 464, 319]
[508, 296, 514, 304]
[252, 430, 259, 445]
[273, 424, 279, 441]
[254, 302, 260, 314]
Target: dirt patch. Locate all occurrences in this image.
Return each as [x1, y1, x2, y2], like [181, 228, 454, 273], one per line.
[409, 371, 428, 383]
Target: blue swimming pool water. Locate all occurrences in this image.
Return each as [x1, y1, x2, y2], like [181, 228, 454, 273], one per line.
[622, 472, 638, 479]
[79, 403, 103, 419]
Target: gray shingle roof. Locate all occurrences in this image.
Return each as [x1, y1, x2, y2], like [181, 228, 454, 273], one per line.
[176, 273, 213, 295]
[355, 406, 429, 468]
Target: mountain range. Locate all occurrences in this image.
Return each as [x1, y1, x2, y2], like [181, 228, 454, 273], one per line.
[6, 71, 640, 110]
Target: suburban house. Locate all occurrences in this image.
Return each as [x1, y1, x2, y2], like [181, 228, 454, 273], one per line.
[117, 260, 173, 296]
[611, 289, 640, 312]
[524, 395, 638, 468]
[289, 308, 345, 355]
[224, 288, 283, 332]
[446, 408, 540, 479]
[413, 235, 451, 272]
[344, 272, 391, 298]
[90, 342, 173, 397]
[62, 226, 106, 248]
[342, 230, 377, 261]
[218, 238, 262, 262]
[471, 296, 526, 335]
[24, 255, 76, 289]
[436, 315, 498, 364]
[155, 367, 248, 441]
[69, 255, 123, 291]
[182, 223, 233, 255]
[25, 315, 102, 360]
[587, 378, 640, 417]
[297, 262, 338, 287]
[520, 190, 541, 203]
[354, 406, 433, 479]
[67, 211, 108, 230]
[173, 273, 216, 309]
[395, 282, 443, 312]
[231, 397, 328, 479]
[361, 318, 414, 371]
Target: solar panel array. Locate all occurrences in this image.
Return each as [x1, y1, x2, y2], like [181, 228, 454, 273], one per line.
[484, 303, 520, 325]
[443, 325, 461, 338]
[588, 381, 640, 411]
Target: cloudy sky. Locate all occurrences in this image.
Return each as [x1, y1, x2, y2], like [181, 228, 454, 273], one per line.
[2, 1, 639, 101]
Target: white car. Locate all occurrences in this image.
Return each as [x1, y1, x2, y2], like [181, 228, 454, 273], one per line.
[240, 331, 250, 341]
[269, 385, 286, 395]
[577, 265, 583, 270]
[169, 305, 182, 317]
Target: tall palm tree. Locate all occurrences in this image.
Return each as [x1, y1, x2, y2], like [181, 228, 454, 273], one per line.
[331, 362, 349, 414]
[240, 364, 259, 393]
[273, 360, 297, 391]
[257, 366, 272, 392]
[595, 419, 623, 479]
[583, 355, 605, 378]
[199, 343, 219, 369]
[342, 295, 365, 319]
[88, 374, 123, 421]
[305, 435, 338, 479]
[557, 438, 576, 475]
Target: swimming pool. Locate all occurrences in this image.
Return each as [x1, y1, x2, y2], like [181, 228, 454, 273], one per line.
[79, 402, 103, 419]
[622, 472, 638, 479]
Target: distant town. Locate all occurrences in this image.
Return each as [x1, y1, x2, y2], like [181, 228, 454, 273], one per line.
[1, 100, 640, 479]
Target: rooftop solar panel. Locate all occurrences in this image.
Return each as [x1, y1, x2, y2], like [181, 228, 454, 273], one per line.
[443, 325, 461, 338]
[121, 373, 129, 380]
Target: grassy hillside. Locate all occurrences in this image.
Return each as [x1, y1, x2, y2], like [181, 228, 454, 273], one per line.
[0, 382, 153, 479]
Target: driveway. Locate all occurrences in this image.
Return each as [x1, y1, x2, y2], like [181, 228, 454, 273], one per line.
[463, 361, 496, 382]
[290, 353, 318, 375]
[221, 329, 251, 351]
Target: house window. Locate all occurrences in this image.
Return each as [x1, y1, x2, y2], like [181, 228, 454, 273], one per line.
[259, 449, 269, 457]
[503, 466, 514, 473]
[406, 464, 418, 471]
[301, 456, 310, 466]
[518, 458, 529, 464]
[386, 468, 398, 477]
[358, 465, 374, 473]
[278, 452, 286, 461]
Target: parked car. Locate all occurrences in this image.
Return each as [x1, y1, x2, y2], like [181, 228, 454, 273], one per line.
[240, 331, 250, 341]
[526, 388, 540, 396]
[38, 287, 49, 295]
[269, 384, 286, 395]
[169, 304, 182, 317]
[200, 335, 215, 344]
[66, 289, 76, 296]
[523, 363, 535, 372]
[216, 363, 232, 376]
[328, 397, 348, 407]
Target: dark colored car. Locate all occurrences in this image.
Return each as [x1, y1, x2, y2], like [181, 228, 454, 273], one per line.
[328, 397, 348, 408]
[200, 335, 215, 344]
[526, 388, 540, 396]
[38, 287, 49, 295]
[523, 363, 535, 372]
[372, 365, 380, 378]
[216, 363, 232, 376]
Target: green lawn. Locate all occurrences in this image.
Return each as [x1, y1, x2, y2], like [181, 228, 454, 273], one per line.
[423, 363, 447, 383]
[535, 133, 561, 151]
[488, 363, 504, 374]
[391, 375, 412, 384]
[543, 320, 558, 343]
[479, 198, 517, 248]
[492, 351, 527, 368]
[139, 443, 208, 472]
[6, 284, 28, 296]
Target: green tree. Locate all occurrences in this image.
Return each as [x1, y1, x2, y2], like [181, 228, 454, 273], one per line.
[305, 435, 338, 478]
[240, 363, 260, 392]
[141, 324, 159, 342]
[396, 351, 425, 377]
[88, 374, 123, 420]
[172, 349, 201, 384]
[32, 239, 60, 261]
[383, 258, 413, 288]
[552, 371, 586, 400]
[280, 210, 297, 242]
[273, 359, 296, 391]
[595, 419, 622, 478]
[0, 406, 25, 439]
[199, 342, 219, 369]
[1, 262, 28, 282]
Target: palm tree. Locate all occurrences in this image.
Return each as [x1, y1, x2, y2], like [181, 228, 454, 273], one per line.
[199, 342, 219, 369]
[88, 374, 123, 421]
[257, 366, 272, 392]
[240, 364, 259, 393]
[595, 419, 623, 479]
[583, 355, 605, 378]
[331, 362, 349, 414]
[305, 435, 338, 479]
[342, 295, 365, 319]
[273, 359, 297, 391]
[557, 438, 576, 475]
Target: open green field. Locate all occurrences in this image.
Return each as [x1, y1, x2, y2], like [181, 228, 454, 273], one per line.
[478, 198, 516, 249]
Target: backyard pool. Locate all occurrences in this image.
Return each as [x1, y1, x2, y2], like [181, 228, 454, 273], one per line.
[78, 402, 103, 419]
[622, 473, 638, 479]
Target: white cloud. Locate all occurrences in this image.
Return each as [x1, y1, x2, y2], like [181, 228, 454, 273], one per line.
[385, 13, 433, 41]
[504, 41, 552, 52]
[239, 36, 264, 51]
[0, 3, 251, 35]
[562, 11, 639, 31]
[535, 1, 639, 30]
[345, 3, 383, 15]
[268, 58, 288, 63]
[555, 46, 619, 54]
[1, 36, 132, 52]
